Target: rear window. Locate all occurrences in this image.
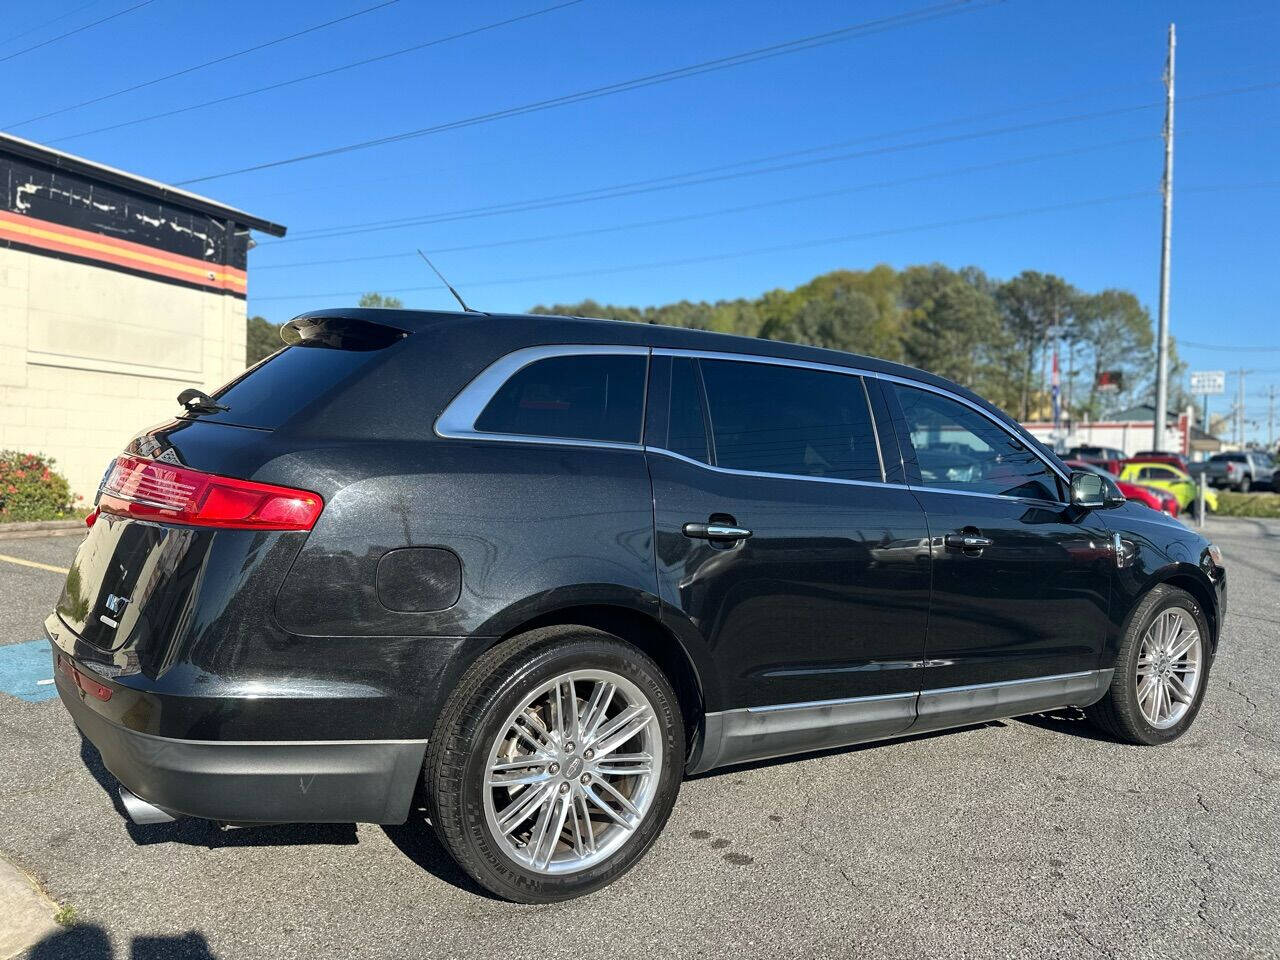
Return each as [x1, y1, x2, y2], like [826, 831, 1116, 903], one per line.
[475, 354, 647, 444]
[190, 342, 392, 431]
[1211, 453, 1246, 462]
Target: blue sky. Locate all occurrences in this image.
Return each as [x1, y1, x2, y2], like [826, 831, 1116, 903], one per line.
[5, 0, 1279, 438]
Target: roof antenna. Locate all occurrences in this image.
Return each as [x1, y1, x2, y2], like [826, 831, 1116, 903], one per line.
[417, 249, 480, 314]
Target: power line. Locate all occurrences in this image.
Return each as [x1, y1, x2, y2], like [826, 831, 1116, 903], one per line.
[253, 136, 1155, 269]
[0, 0, 156, 64]
[264, 97, 1278, 246]
[1181, 339, 1280, 351]
[43, 0, 591, 144]
[249, 189, 1159, 302]
[0, 1, 105, 48]
[174, 0, 998, 186]
[5, 0, 402, 130]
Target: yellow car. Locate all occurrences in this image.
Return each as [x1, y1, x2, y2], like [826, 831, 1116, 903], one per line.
[1118, 461, 1218, 515]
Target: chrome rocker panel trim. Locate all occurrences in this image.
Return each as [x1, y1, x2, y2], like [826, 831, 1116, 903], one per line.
[687, 669, 1113, 774]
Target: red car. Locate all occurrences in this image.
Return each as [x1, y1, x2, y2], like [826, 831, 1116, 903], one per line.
[1127, 450, 1191, 473]
[1064, 460, 1180, 517]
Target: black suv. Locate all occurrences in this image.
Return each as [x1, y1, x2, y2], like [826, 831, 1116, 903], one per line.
[47, 310, 1227, 902]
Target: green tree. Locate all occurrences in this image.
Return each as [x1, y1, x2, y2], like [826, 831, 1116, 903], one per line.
[996, 271, 1078, 421]
[359, 292, 404, 308]
[898, 264, 1018, 409]
[246, 315, 284, 365]
[1071, 289, 1153, 418]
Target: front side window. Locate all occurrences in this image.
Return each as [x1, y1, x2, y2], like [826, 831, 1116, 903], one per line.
[475, 354, 647, 444]
[696, 359, 882, 481]
[891, 383, 1062, 501]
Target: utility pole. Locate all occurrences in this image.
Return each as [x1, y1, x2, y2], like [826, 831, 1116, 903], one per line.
[1236, 368, 1246, 446]
[1268, 383, 1275, 452]
[1153, 23, 1175, 451]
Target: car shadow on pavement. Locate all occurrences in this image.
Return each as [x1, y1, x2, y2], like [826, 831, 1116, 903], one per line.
[29, 923, 218, 959]
[1015, 706, 1119, 742]
[77, 735, 358, 849]
[382, 799, 499, 900]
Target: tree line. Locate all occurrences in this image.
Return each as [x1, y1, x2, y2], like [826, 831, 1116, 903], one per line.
[247, 267, 1183, 423]
[533, 264, 1186, 422]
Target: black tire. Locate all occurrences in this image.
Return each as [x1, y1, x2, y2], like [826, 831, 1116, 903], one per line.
[423, 625, 684, 903]
[1086, 585, 1213, 745]
[1239, 475, 1251, 493]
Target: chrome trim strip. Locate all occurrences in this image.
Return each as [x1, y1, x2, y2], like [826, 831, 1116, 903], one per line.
[643, 445, 894, 490]
[904, 484, 1068, 509]
[745, 690, 916, 713]
[687, 669, 1113, 774]
[434, 344, 650, 444]
[434, 342, 1070, 497]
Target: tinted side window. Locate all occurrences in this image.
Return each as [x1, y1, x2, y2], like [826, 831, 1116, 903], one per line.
[891, 383, 1061, 500]
[697, 359, 882, 481]
[667, 357, 709, 463]
[475, 354, 646, 443]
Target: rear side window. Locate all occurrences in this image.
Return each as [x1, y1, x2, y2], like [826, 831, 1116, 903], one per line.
[196, 343, 390, 431]
[475, 354, 647, 444]
[697, 359, 882, 481]
[891, 383, 1062, 501]
[1212, 453, 1246, 462]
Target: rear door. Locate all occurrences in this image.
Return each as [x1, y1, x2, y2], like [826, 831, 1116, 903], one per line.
[646, 353, 932, 764]
[878, 379, 1112, 708]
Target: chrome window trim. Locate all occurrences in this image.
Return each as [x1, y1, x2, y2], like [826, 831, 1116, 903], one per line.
[434, 344, 650, 448]
[435, 342, 1072, 503]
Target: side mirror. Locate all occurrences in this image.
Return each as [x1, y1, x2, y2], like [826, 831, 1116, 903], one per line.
[1069, 471, 1107, 509]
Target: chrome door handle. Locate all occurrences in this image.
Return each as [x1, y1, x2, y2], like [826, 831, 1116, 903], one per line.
[944, 533, 993, 551]
[683, 522, 753, 541]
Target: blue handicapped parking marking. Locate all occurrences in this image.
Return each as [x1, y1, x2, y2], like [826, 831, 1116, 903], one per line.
[0, 639, 59, 702]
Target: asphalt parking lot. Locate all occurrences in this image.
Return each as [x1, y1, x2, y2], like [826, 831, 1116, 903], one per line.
[1, 518, 1276, 960]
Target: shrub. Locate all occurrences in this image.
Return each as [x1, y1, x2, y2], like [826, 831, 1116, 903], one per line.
[0, 451, 80, 522]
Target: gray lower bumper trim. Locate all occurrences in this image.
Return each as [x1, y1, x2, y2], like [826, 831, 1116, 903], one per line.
[688, 669, 1114, 775]
[59, 674, 427, 825]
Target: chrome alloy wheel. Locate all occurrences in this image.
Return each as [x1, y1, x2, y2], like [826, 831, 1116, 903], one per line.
[482, 670, 662, 875]
[1136, 608, 1203, 729]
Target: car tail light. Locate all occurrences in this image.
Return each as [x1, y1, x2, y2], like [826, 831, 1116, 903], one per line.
[56, 653, 112, 701]
[97, 455, 323, 531]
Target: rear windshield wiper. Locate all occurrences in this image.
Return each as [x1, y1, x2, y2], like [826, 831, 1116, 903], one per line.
[177, 387, 229, 416]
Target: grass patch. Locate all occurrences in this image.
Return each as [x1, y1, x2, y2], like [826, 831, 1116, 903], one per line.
[1214, 491, 1280, 518]
[54, 904, 78, 926]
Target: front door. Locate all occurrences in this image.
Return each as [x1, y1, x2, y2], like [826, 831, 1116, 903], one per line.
[646, 354, 932, 769]
[879, 380, 1113, 728]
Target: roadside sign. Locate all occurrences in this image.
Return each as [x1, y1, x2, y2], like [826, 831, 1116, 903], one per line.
[1190, 370, 1225, 395]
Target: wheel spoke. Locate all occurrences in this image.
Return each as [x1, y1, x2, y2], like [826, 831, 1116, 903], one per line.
[1137, 676, 1157, 712]
[590, 704, 654, 757]
[513, 712, 553, 753]
[497, 782, 554, 835]
[554, 678, 580, 742]
[569, 791, 595, 857]
[591, 775, 641, 819]
[1169, 630, 1199, 662]
[582, 784, 634, 830]
[1168, 674, 1195, 705]
[530, 792, 572, 870]
[487, 767, 553, 789]
[579, 681, 616, 742]
[593, 752, 654, 777]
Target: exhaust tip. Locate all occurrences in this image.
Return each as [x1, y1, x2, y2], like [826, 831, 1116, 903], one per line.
[118, 786, 178, 825]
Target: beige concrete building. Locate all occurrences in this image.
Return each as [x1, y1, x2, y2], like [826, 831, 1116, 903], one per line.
[1, 133, 285, 498]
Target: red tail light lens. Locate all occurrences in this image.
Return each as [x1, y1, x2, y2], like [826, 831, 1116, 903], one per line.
[98, 455, 323, 531]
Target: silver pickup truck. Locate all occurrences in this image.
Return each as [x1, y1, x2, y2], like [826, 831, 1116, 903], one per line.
[1203, 451, 1277, 492]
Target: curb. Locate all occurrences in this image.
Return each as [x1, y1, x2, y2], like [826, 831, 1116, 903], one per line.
[0, 853, 60, 960]
[0, 521, 85, 542]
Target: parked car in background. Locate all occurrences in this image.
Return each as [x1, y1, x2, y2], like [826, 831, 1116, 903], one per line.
[1066, 445, 1126, 474]
[1064, 460, 1179, 517]
[46, 310, 1228, 902]
[1204, 451, 1277, 492]
[1119, 461, 1218, 516]
[1129, 451, 1190, 473]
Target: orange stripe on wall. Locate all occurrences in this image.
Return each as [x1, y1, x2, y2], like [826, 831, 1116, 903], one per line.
[0, 209, 246, 292]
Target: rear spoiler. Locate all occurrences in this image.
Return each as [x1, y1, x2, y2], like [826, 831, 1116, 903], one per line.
[282, 315, 410, 351]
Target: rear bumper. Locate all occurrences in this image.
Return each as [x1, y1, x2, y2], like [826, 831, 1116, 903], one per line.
[53, 647, 426, 825]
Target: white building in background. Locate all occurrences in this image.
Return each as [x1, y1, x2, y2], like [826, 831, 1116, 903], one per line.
[1, 133, 285, 497]
[1022, 404, 1222, 459]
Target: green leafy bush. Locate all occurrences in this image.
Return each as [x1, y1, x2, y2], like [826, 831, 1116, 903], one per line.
[0, 451, 80, 522]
